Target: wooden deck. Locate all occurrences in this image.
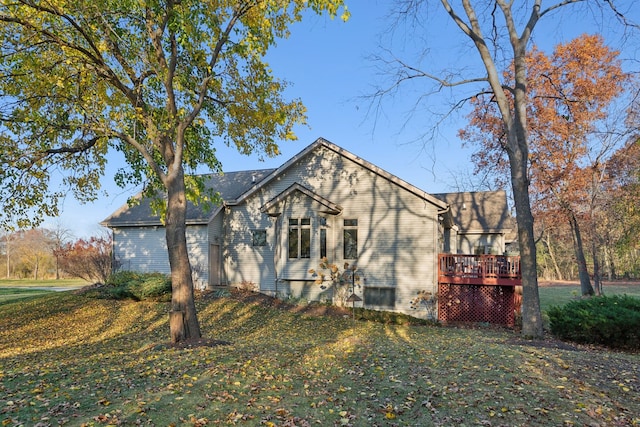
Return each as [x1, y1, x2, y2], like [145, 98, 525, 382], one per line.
[438, 254, 522, 287]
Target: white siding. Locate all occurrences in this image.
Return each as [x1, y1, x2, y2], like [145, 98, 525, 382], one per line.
[224, 145, 440, 317]
[223, 195, 278, 290]
[113, 225, 209, 289]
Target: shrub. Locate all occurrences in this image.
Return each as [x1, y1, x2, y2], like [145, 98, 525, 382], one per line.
[548, 295, 640, 350]
[103, 271, 172, 301]
[56, 235, 114, 282]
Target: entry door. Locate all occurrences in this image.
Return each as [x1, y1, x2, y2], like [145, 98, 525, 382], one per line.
[209, 244, 221, 287]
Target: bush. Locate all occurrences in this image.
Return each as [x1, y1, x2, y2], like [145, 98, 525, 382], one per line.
[103, 271, 172, 301]
[548, 295, 640, 350]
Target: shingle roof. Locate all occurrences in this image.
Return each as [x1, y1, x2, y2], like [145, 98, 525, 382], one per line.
[101, 169, 275, 227]
[433, 190, 515, 233]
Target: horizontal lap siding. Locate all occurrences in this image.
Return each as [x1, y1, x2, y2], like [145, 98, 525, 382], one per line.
[224, 194, 277, 290]
[113, 227, 168, 273]
[113, 226, 209, 289]
[226, 145, 439, 316]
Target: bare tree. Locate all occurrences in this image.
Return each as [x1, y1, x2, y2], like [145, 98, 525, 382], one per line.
[50, 222, 74, 280]
[373, 0, 638, 337]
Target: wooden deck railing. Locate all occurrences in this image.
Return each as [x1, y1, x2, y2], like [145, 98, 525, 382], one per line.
[438, 254, 522, 286]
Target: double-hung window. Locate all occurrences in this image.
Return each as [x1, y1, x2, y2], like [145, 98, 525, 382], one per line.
[288, 218, 311, 259]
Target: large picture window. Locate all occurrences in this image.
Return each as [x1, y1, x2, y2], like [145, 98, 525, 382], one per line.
[343, 219, 358, 259]
[288, 218, 311, 259]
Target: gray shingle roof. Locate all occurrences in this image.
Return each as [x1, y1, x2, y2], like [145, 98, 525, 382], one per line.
[101, 169, 276, 227]
[433, 190, 515, 233]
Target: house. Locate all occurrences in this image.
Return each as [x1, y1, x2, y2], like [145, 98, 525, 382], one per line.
[433, 191, 517, 255]
[101, 138, 516, 318]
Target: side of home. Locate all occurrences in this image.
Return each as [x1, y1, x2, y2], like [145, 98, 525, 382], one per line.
[102, 138, 515, 318]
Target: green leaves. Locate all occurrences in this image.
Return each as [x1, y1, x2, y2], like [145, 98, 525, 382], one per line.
[0, 0, 348, 227]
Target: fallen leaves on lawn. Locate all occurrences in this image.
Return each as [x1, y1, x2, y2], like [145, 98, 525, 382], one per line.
[1, 291, 638, 426]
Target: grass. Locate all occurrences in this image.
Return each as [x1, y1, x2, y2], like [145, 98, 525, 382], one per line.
[1, 289, 639, 426]
[0, 279, 89, 303]
[0, 287, 56, 303]
[0, 278, 89, 288]
[538, 282, 640, 312]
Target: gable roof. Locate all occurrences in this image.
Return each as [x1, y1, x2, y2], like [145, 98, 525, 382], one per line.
[432, 190, 514, 233]
[102, 137, 452, 228]
[260, 183, 343, 217]
[101, 169, 275, 227]
[229, 137, 449, 211]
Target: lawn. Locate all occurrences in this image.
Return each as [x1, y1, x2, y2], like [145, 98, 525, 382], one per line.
[0, 278, 89, 288]
[0, 287, 56, 303]
[538, 280, 640, 312]
[0, 279, 89, 303]
[1, 289, 638, 426]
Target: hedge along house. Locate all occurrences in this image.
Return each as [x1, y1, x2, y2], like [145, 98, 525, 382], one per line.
[101, 138, 516, 319]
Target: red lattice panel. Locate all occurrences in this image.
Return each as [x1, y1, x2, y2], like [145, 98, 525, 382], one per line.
[438, 283, 516, 326]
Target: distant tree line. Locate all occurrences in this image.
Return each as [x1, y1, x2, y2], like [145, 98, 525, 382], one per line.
[0, 228, 113, 282]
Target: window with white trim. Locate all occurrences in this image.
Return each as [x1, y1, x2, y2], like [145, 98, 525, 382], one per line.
[288, 218, 311, 259]
[343, 219, 358, 259]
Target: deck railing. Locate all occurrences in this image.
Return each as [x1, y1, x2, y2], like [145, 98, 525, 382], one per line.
[438, 254, 522, 286]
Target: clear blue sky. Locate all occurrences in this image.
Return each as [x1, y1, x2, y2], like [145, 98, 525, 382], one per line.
[43, 1, 639, 238]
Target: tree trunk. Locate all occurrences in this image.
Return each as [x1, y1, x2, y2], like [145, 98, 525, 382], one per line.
[505, 61, 544, 338]
[543, 230, 563, 281]
[591, 240, 603, 296]
[568, 211, 594, 296]
[165, 167, 202, 344]
[604, 242, 615, 281]
[509, 155, 544, 338]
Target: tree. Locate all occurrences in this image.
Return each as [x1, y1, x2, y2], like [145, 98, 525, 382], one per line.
[56, 234, 113, 283]
[0, 1, 348, 343]
[377, 1, 637, 337]
[49, 221, 73, 280]
[11, 228, 56, 279]
[461, 35, 632, 296]
[602, 135, 640, 277]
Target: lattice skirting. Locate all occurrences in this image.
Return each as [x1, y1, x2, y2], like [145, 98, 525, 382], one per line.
[438, 283, 516, 326]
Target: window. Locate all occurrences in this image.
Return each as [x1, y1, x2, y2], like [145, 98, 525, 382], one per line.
[252, 230, 267, 247]
[288, 218, 311, 259]
[364, 287, 395, 308]
[343, 219, 358, 259]
[320, 228, 327, 259]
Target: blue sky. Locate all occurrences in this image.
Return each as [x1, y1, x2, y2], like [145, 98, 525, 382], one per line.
[43, 1, 639, 238]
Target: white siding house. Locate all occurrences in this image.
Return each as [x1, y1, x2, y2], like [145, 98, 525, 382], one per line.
[101, 138, 515, 318]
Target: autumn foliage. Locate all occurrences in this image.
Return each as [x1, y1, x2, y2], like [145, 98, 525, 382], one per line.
[460, 34, 636, 284]
[55, 236, 113, 283]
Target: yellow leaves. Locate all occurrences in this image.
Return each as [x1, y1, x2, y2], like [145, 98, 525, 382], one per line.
[3, 290, 640, 426]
